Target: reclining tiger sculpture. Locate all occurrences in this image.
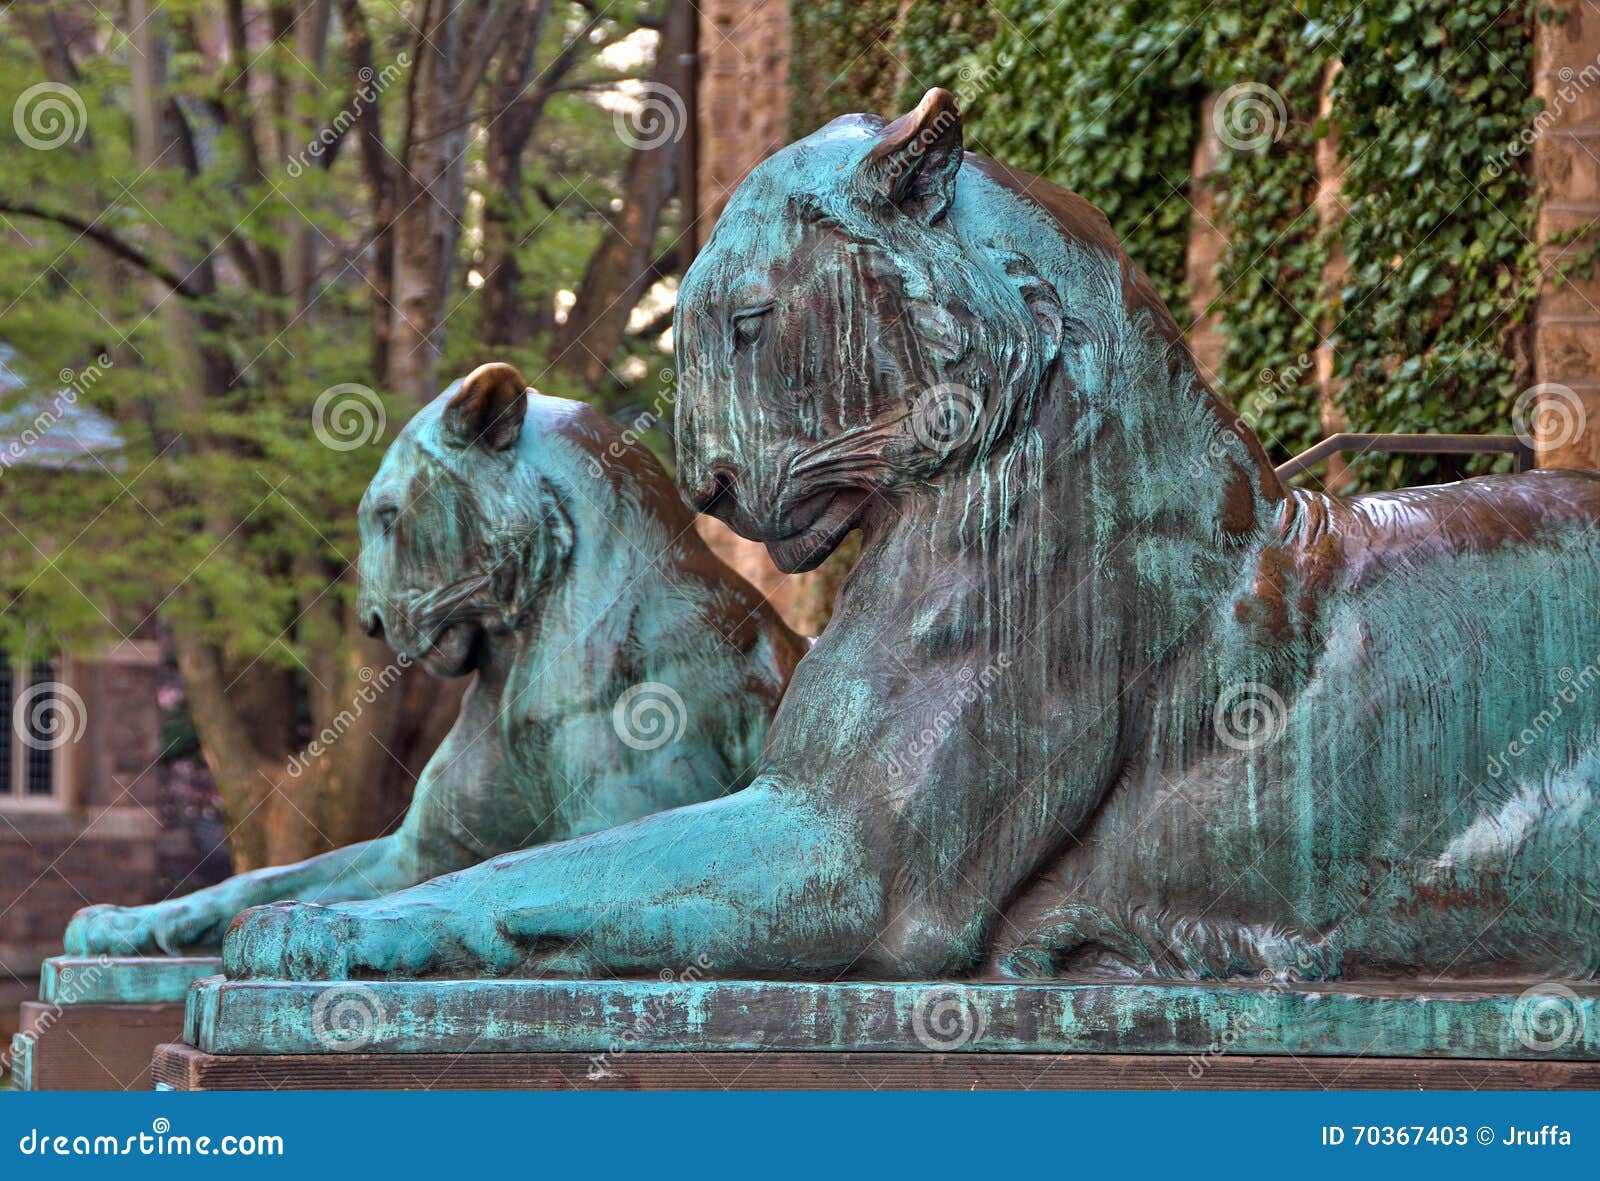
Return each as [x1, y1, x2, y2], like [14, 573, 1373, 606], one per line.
[223, 91, 1600, 983]
[65, 363, 803, 957]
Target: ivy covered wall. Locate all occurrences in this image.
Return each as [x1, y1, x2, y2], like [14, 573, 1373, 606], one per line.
[788, 0, 1572, 486]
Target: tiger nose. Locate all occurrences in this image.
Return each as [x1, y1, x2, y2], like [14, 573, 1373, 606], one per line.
[688, 466, 740, 515]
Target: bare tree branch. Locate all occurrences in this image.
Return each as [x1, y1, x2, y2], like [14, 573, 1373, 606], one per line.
[0, 200, 206, 298]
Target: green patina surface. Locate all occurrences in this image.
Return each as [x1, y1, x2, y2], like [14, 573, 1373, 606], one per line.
[183, 978, 1600, 1061]
[38, 956, 222, 1006]
[8, 1035, 33, 1091]
[209, 89, 1600, 995]
[61, 365, 801, 964]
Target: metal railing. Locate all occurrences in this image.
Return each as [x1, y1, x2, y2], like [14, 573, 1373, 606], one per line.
[1274, 433, 1536, 482]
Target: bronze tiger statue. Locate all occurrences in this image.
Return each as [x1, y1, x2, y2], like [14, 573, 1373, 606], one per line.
[221, 93, 1600, 984]
[65, 363, 804, 958]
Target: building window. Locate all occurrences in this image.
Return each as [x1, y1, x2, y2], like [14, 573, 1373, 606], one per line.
[1, 656, 65, 803]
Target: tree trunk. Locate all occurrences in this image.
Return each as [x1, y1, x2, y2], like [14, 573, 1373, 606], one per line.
[552, 0, 693, 385]
[480, 0, 551, 348]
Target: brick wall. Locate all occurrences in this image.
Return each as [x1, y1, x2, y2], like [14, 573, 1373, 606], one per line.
[1534, 0, 1600, 469]
[0, 645, 164, 974]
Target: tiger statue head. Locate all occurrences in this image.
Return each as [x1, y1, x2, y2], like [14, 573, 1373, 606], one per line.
[356, 362, 795, 684]
[676, 89, 1280, 577]
[355, 363, 577, 677]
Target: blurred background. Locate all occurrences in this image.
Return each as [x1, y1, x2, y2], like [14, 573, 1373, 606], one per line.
[1, 0, 1596, 1045]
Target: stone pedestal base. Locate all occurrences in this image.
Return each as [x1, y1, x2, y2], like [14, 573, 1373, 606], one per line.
[182, 977, 1600, 1059]
[13, 1001, 185, 1090]
[9, 955, 221, 1091]
[150, 1043, 1600, 1091]
[149, 976, 1600, 1090]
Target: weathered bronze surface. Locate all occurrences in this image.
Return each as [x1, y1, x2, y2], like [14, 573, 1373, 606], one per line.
[179, 976, 1600, 1060]
[216, 92, 1600, 995]
[63, 363, 802, 959]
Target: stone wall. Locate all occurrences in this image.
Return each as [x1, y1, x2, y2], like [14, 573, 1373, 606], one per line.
[1534, 0, 1600, 469]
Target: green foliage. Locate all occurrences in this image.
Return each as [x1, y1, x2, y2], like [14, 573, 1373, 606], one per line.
[788, 0, 902, 137]
[934, 2, 1206, 316]
[793, 0, 1569, 486]
[0, 2, 671, 661]
[1317, 1, 1550, 486]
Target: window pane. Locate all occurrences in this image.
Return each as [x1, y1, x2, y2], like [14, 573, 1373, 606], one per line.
[21, 662, 59, 797]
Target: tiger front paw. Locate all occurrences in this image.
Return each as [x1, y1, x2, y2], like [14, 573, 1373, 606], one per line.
[222, 901, 356, 980]
[62, 900, 222, 957]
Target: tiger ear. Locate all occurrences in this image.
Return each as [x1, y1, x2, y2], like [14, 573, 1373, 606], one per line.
[856, 88, 963, 224]
[445, 362, 528, 451]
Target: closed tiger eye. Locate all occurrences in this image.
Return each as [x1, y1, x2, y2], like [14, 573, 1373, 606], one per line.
[734, 315, 765, 346]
